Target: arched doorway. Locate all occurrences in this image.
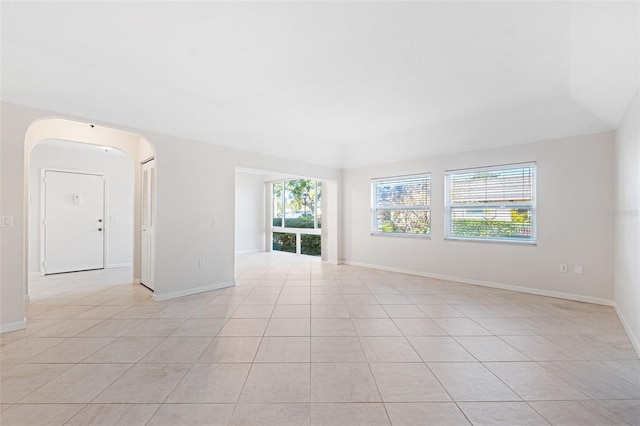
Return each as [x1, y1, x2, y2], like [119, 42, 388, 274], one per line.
[24, 118, 155, 301]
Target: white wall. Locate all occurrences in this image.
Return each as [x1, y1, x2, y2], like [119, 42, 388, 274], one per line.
[235, 172, 266, 253]
[0, 104, 27, 331]
[29, 142, 134, 274]
[142, 132, 340, 300]
[343, 131, 615, 303]
[614, 91, 640, 353]
[1, 101, 341, 330]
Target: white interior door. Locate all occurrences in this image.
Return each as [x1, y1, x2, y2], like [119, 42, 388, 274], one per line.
[44, 170, 105, 274]
[140, 159, 156, 290]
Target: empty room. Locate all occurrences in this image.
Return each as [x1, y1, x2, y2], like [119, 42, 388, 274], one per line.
[0, 1, 638, 425]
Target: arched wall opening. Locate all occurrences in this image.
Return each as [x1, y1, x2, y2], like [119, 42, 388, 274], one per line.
[29, 140, 134, 281]
[235, 167, 340, 264]
[23, 118, 155, 300]
[2, 103, 341, 333]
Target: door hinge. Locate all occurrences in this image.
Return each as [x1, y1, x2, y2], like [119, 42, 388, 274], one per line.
[42, 219, 47, 226]
[42, 261, 46, 268]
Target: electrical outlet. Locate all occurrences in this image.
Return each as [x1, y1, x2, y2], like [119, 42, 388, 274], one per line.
[199, 259, 206, 268]
[560, 264, 568, 273]
[574, 265, 583, 274]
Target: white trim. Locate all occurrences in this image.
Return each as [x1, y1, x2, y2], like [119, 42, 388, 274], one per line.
[133, 278, 141, 285]
[444, 161, 537, 175]
[444, 236, 537, 245]
[28, 272, 40, 277]
[371, 232, 431, 239]
[152, 281, 235, 302]
[613, 302, 640, 357]
[40, 168, 45, 275]
[371, 172, 431, 183]
[106, 263, 132, 269]
[275, 227, 322, 235]
[235, 249, 263, 255]
[344, 261, 615, 306]
[314, 181, 318, 229]
[0, 319, 27, 334]
[265, 182, 273, 252]
[140, 159, 156, 291]
[103, 175, 110, 268]
[24, 295, 30, 302]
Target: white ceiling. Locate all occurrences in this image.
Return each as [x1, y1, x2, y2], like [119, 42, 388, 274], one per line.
[2, 1, 638, 169]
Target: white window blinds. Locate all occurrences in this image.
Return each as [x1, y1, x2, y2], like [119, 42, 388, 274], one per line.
[372, 174, 431, 236]
[445, 163, 536, 243]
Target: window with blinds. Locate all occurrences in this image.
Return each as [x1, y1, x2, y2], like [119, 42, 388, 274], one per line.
[372, 174, 431, 236]
[445, 163, 536, 243]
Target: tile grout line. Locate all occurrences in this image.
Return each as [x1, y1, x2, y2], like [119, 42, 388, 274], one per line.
[226, 268, 280, 423]
[5, 258, 638, 425]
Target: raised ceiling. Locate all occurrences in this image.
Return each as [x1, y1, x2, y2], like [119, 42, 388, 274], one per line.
[2, 1, 638, 168]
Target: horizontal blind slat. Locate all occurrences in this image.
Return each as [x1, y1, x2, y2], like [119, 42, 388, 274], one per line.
[373, 174, 431, 235]
[445, 164, 535, 242]
[376, 176, 431, 208]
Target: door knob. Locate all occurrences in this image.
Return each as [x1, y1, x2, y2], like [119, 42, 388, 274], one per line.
[98, 228, 103, 231]
[98, 219, 103, 223]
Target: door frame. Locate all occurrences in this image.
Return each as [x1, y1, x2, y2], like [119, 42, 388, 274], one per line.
[140, 157, 155, 291]
[40, 167, 109, 276]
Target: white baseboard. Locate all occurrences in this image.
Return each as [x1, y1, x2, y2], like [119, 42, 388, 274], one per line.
[28, 272, 40, 277]
[0, 319, 27, 334]
[24, 295, 30, 302]
[133, 279, 141, 285]
[235, 249, 263, 255]
[613, 302, 640, 357]
[106, 263, 132, 269]
[152, 281, 236, 302]
[344, 261, 615, 307]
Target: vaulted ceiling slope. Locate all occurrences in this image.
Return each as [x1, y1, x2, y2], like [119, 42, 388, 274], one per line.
[1, 1, 637, 169]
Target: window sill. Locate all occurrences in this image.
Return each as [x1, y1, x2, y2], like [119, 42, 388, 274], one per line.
[272, 227, 321, 235]
[371, 232, 431, 239]
[444, 237, 536, 245]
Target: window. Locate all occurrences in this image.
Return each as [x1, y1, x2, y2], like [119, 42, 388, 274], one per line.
[372, 174, 431, 236]
[272, 179, 321, 229]
[272, 179, 322, 256]
[444, 162, 536, 243]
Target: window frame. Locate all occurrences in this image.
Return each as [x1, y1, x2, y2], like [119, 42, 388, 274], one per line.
[371, 173, 432, 238]
[270, 179, 323, 257]
[444, 162, 537, 244]
[271, 179, 322, 231]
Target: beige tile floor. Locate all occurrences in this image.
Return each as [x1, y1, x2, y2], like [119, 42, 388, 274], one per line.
[1, 252, 638, 425]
